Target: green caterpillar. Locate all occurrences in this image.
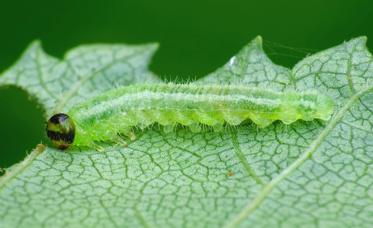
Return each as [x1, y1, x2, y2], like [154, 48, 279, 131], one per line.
[46, 83, 334, 150]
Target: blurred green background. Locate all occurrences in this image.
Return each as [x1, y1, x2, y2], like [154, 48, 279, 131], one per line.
[0, 0, 372, 169]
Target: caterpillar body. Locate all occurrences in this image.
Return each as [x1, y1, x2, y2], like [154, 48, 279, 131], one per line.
[46, 83, 334, 150]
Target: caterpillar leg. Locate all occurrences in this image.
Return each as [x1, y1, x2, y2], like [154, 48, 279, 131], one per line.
[117, 130, 137, 142]
[212, 123, 224, 132]
[114, 135, 129, 147]
[128, 131, 136, 141]
[92, 143, 104, 152]
[188, 123, 201, 133]
[163, 124, 176, 133]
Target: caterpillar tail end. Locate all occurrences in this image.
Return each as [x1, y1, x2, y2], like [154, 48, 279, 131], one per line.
[316, 94, 335, 121]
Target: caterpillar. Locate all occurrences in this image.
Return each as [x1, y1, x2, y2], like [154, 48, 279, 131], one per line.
[46, 83, 334, 150]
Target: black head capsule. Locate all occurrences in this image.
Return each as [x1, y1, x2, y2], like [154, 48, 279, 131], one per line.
[46, 113, 75, 150]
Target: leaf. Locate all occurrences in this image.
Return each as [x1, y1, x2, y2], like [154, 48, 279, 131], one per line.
[198, 36, 291, 90]
[0, 41, 161, 115]
[0, 37, 372, 228]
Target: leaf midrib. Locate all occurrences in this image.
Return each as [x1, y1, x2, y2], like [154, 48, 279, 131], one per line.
[0, 145, 45, 190]
[224, 85, 373, 228]
[230, 130, 264, 185]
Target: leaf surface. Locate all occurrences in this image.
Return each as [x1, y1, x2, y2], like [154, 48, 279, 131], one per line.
[0, 37, 372, 228]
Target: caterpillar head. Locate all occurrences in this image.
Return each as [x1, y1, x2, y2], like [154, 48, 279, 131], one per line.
[46, 113, 75, 150]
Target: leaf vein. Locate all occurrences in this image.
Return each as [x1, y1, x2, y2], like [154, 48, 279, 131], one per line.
[224, 86, 373, 228]
[230, 130, 264, 185]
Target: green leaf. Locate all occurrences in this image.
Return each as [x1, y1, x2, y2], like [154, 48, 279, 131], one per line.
[0, 41, 160, 115]
[0, 37, 372, 228]
[198, 36, 291, 89]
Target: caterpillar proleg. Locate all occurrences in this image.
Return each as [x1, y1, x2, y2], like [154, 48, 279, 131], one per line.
[46, 83, 334, 150]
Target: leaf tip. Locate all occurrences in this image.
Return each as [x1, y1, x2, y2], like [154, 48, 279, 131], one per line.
[357, 36, 369, 49]
[24, 40, 45, 54]
[0, 40, 44, 81]
[29, 39, 42, 47]
[253, 35, 263, 47]
[148, 42, 160, 51]
[143, 42, 160, 59]
[345, 36, 368, 46]
[355, 35, 367, 42]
